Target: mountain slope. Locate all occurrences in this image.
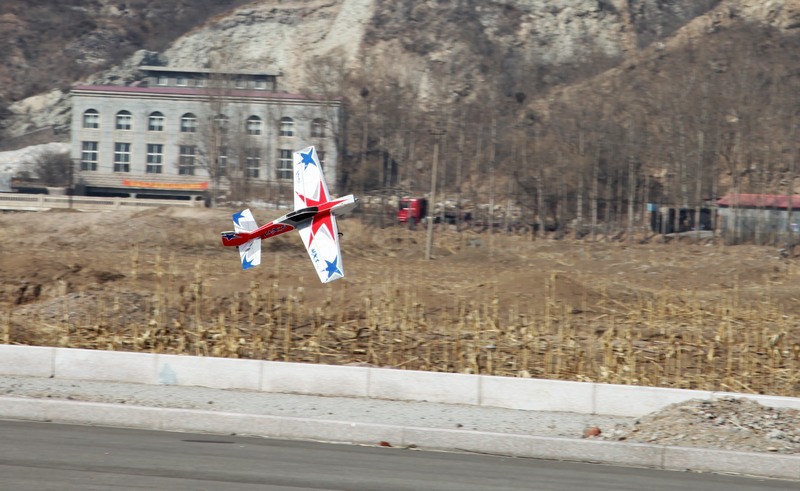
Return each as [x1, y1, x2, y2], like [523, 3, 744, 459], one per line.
[1, 0, 798, 199]
[0, 0, 250, 103]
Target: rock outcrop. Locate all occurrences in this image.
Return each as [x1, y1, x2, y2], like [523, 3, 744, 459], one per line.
[1, 0, 798, 145]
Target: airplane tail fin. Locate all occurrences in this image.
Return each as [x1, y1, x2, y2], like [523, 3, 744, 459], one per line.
[232, 209, 261, 270]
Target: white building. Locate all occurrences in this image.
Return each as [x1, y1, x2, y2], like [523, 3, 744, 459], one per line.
[70, 66, 342, 202]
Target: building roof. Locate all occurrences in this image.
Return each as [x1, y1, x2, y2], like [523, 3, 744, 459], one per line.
[717, 193, 800, 209]
[71, 84, 342, 102]
[139, 65, 280, 77]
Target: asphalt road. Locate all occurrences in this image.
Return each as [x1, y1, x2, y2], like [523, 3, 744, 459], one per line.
[0, 421, 795, 491]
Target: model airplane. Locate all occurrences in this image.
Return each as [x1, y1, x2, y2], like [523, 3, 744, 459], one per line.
[220, 146, 358, 283]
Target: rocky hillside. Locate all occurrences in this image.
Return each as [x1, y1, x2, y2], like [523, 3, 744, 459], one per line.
[146, 0, 735, 104]
[3, 0, 791, 137]
[0, 0, 249, 145]
[0, 0, 249, 102]
[1, 0, 799, 204]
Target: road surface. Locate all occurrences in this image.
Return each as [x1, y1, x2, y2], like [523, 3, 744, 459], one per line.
[1, 421, 795, 491]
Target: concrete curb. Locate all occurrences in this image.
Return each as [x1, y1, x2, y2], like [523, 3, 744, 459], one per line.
[1, 396, 798, 481]
[2, 345, 799, 416]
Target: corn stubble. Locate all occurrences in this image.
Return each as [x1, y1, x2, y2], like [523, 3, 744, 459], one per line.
[12, 229, 800, 398]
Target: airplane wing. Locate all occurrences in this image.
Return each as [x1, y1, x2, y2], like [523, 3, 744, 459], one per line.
[293, 146, 330, 209]
[297, 211, 344, 283]
[292, 146, 344, 283]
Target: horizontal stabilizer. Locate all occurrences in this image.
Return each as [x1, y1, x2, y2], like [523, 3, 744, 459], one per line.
[239, 238, 261, 270]
[231, 209, 261, 269]
[233, 209, 258, 233]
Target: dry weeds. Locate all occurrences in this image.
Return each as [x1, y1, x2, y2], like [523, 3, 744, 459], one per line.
[2, 208, 799, 397]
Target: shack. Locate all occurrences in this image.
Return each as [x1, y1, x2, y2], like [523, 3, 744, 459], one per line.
[717, 193, 800, 244]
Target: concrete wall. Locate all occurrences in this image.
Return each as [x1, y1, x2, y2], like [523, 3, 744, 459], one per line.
[2, 344, 799, 417]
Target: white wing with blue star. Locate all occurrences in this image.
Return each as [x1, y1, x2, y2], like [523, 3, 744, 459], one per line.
[292, 146, 344, 283]
[293, 146, 329, 210]
[297, 213, 343, 283]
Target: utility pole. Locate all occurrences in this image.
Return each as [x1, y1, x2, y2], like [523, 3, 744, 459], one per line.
[69, 158, 76, 210]
[425, 129, 443, 260]
[489, 115, 497, 251]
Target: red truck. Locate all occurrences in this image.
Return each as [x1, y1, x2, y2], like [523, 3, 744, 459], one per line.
[397, 197, 428, 224]
[398, 197, 471, 225]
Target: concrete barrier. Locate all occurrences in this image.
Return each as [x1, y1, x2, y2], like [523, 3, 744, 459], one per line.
[0, 345, 54, 377]
[54, 348, 158, 385]
[480, 375, 594, 413]
[157, 353, 261, 390]
[368, 367, 480, 405]
[2, 345, 799, 417]
[262, 361, 370, 398]
[594, 383, 713, 417]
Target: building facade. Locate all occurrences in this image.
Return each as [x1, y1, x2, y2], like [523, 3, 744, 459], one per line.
[70, 66, 342, 202]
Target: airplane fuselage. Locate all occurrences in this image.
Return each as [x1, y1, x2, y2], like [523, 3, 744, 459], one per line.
[220, 195, 358, 248]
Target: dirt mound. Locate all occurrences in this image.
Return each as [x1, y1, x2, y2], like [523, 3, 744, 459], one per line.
[599, 398, 800, 455]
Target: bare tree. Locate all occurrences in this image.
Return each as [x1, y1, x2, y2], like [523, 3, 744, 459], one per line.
[33, 150, 71, 186]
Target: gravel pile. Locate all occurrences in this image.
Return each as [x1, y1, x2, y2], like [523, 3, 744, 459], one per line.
[599, 397, 800, 454]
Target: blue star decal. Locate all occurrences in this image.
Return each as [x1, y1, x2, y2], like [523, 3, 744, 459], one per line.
[300, 149, 317, 169]
[323, 256, 343, 279]
[242, 255, 255, 270]
[232, 210, 246, 227]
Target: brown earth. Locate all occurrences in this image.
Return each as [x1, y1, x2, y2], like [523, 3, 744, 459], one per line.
[1, 206, 799, 397]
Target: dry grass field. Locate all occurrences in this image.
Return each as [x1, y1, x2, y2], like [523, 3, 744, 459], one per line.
[1, 206, 798, 397]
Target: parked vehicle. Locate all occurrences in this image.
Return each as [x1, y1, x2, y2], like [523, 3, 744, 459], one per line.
[397, 196, 471, 226]
[397, 197, 428, 224]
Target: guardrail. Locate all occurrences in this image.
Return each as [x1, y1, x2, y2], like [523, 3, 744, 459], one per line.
[0, 193, 200, 211]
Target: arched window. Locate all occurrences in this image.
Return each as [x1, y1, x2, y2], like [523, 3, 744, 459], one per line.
[246, 115, 262, 135]
[83, 109, 99, 129]
[148, 111, 164, 131]
[181, 113, 197, 133]
[279, 117, 294, 137]
[115, 110, 132, 130]
[311, 119, 326, 138]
